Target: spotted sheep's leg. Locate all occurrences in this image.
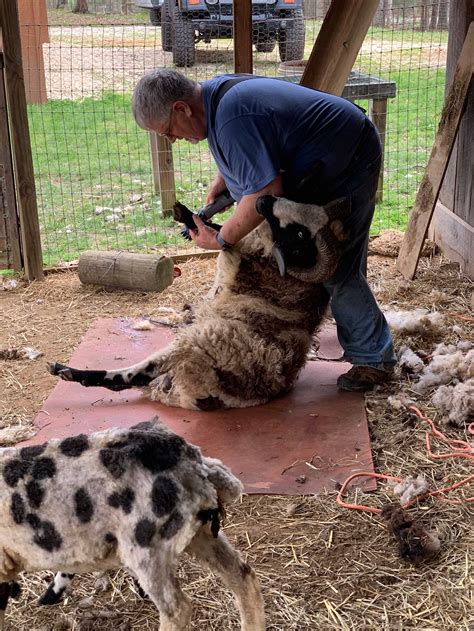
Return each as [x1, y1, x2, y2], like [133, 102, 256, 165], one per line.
[0, 582, 20, 630]
[38, 572, 74, 605]
[186, 529, 265, 631]
[127, 560, 192, 631]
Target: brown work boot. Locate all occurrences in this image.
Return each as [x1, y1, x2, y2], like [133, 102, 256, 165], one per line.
[337, 365, 393, 392]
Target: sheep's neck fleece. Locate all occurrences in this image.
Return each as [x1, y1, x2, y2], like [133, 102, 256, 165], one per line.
[223, 253, 329, 335]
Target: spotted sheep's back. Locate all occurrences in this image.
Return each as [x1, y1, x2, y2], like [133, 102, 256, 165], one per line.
[0, 423, 224, 581]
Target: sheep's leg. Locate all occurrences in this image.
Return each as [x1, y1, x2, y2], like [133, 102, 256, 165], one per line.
[0, 583, 8, 631]
[38, 572, 74, 605]
[0, 582, 20, 631]
[128, 566, 191, 630]
[47, 349, 174, 392]
[186, 530, 265, 631]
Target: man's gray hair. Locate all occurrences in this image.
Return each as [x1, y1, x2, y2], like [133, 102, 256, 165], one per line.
[132, 69, 199, 129]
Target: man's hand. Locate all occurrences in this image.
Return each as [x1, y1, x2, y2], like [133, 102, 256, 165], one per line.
[207, 173, 227, 205]
[189, 215, 222, 250]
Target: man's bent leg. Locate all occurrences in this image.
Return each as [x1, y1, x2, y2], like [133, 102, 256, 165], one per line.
[323, 130, 396, 390]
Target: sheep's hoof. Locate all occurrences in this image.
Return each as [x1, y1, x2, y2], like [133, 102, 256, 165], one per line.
[47, 361, 64, 375]
[58, 368, 74, 381]
[48, 362, 73, 381]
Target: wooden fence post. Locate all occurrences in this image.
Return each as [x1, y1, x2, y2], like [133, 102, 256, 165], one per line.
[301, 0, 379, 95]
[17, 0, 49, 104]
[150, 132, 176, 217]
[233, 0, 253, 73]
[0, 0, 43, 280]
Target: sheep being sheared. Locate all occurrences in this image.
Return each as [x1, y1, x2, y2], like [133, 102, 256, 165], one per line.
[0, 418, 264, 630]
[48, 195, 350, 410]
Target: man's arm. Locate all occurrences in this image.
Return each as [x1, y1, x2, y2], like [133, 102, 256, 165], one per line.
[190, 174, 283, 250]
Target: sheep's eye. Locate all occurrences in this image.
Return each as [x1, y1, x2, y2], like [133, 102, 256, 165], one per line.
[297, 231, 304, 239]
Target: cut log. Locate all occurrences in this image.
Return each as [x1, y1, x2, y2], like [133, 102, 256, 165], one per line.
[78, 250, 174, 292]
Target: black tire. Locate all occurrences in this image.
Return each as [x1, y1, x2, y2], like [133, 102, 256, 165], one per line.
[149, 8, 161, 26]
[255, 39, 276, 53]
[172, 8, 195, 68]
[161, 4, 172, 52]
[278, 9, 305, 62]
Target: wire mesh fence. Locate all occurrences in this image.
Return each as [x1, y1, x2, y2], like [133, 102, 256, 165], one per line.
[18, 0, 450, 266]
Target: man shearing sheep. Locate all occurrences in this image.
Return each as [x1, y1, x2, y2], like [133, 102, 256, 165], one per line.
[131, 69, 396, 392]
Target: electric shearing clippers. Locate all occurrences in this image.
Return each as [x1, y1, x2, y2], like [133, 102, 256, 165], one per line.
[173, 190, 235, 241]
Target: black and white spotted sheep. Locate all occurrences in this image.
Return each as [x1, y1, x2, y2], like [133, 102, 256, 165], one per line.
[0, 418, 265, 630]
[48, 195, 350, 410]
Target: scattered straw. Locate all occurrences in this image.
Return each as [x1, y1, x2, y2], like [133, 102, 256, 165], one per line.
[0, 254, 472, 629]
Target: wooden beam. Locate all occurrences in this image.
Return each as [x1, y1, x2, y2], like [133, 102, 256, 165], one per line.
[369, 97, 388, 202]
[430, 201, 474, 279]
[149, 132, 176, 217]
[300, 0, 379, 95]
[397, 22, 474, 280]
[0, 54, 22, 270]
[233, 0, 253, 74]
[0, 0, 43, 280]
[438, 0, 473, 220]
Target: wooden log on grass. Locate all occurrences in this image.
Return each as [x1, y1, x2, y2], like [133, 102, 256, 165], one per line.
[78, 251, 175, 292]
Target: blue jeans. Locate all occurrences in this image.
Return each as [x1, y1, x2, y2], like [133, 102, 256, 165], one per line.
[320, 119, 396, 367]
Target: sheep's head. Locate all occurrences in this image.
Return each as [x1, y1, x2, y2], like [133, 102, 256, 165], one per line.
[255, 195, 351, 283]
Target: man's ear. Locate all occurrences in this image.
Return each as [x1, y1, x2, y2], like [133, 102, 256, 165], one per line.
[175, 101, 192, 118]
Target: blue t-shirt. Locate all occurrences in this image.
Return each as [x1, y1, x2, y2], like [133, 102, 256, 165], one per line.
[202, 74, 366, 202]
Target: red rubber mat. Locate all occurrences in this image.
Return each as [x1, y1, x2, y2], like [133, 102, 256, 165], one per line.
[24, 318, 376, 495]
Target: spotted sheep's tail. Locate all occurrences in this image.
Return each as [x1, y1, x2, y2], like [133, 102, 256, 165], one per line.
[203, 457, 243, 506]
[47, 353, 166, 392]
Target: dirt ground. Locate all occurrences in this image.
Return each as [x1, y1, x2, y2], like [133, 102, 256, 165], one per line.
[0, 252, 473, 630]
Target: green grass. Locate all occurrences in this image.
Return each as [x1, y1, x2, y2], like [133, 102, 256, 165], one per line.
[28, 65, 446, 265]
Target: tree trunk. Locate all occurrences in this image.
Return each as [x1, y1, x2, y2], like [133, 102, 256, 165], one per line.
[373, 0, 392, 28]
[55, 0, 67, 8]
[430, 0, 439, 30]
[373, 0, 384, 27]
[438, 0, 449, 29]
[73, 0, 89, 13]
[303, 0, 317, 19]
[420, 0, 430, 31]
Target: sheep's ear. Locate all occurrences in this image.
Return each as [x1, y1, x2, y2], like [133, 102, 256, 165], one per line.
[130, 416, 162, 432]
[323, 197, 351, 222]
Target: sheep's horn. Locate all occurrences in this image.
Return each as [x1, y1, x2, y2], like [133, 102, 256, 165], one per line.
[286, 198, 350, 283]
[272, 244, 286, 277]
[287, 225, 341, 283]
[323, 197, 352, 223]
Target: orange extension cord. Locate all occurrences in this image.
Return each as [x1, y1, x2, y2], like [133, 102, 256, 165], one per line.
[445, 312, 474, 324]
[336, 405, 474, 514]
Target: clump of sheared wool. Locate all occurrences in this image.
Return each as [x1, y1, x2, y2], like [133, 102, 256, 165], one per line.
[431, 379, 474, 427]
[0, 347, 43, 360]
[0, 424, 36, 446]
[392, 474, 430, 505]
[398, 346, 425, 374]
[387, 393, 415, 411]
[414, 344, 474, 394]
[131, 319, 155, 331]
[384, 309, 444, 336]
[381, 503, 441, 564]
